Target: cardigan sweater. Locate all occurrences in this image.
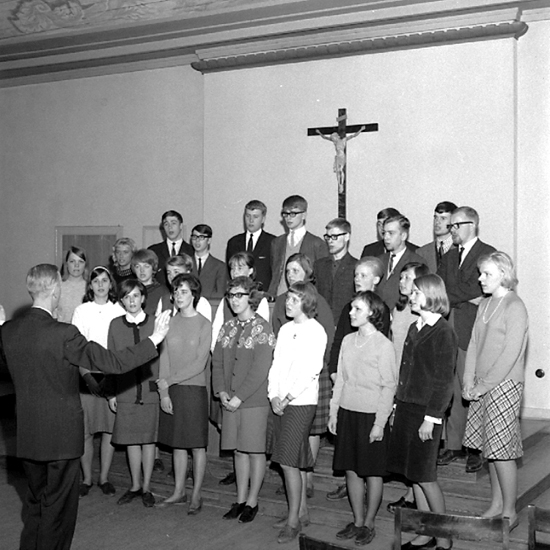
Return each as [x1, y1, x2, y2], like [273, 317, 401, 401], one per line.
[212, 314, 275, 408]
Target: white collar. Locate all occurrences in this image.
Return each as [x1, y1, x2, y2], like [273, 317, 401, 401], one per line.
[125, 310, 146, 324]
[416, 311, 441, 330]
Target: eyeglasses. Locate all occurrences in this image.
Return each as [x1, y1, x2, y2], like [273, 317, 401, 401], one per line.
[226, 292, 250, 300]
[281, 210, 305, 219]
[190, 234, 209, 241]
[447, 222, 474, 231]
[323, 232, 347, 242]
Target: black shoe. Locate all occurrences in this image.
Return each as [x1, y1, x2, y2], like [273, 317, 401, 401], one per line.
[223, 502, 246, 519]
[465, 453, 483, 473]
[401, 538, 436, 549]
[98, 481, 116, 496]
[79, 483, 93, 498]
[239, 504, 259, 523]
[153, 458, 164, 472]
[219, 471, 236, 486]
[336, 523, 361, 540]
[437, 449, 466, 466]
[117, 488, 143, 505]
[387, 496, 417, 514]
[326, 484, 347, 501]
[142, 491, 155, 507]
[355, 526, 375, 546]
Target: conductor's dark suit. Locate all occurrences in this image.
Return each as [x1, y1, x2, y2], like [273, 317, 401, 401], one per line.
[0, 307, 159, 550]
[148, 240, 193, 287]
[225, 230, 275, 291]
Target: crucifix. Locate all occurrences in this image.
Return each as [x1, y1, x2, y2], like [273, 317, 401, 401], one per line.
[308, 108, 378, 218]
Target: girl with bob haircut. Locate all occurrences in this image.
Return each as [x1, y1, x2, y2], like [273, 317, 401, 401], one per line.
[112, 237, 137, 285]
[157, 273, 212, 514]
[108, 278, 161, 508]
[462, 251, 527, 530]
[71, 266, 125, 498]
[387, 274, 457, 550]
[212, 275, 275, 524]
[329, 291, 397, 546]
[268, 281, 327, 544]
[271, 252, 335, 500]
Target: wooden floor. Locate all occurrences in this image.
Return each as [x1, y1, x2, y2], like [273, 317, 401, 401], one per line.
[2, 392, 550, 549]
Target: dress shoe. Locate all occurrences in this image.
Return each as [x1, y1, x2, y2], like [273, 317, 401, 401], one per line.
[223, 502, 246, 519]
[156, 495, 187, 508]
[117, 488, 143, 505]
[277, 524, 301, 544]
[336, 522, 361, 540]
[326, 484, 347, 500]
[98, 481, 116, 496]
[465, 453, 483, 473]
[239, 504, 258, 523]
[187, 498, 203, 516]
[387, 496, 417, 514]
[153, 458, 165, 472]
[435, 543, 453, 550]
[437, 449, 466, 466]
[79, 483, 93, 498]
[401, 538, 436, 549]
[273, 514, 310, 529]
[219, 471, 236, 485]
[504, 516, 519, 531]
[355, 526, 375, 546]
[142, 491, 155, 507]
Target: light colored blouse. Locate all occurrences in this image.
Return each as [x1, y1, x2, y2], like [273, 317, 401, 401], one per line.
[330, 330, 397, 428]
[391, 306, 417, 367]
[57, 279, 86, 323]
[464, 291, 528, 395]
[268, 317, 326, 406]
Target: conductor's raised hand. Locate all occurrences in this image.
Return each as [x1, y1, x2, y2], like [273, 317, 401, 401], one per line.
[151, 310, 171, 345]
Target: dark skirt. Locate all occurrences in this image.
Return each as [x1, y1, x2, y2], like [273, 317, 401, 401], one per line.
[112, 402, 159, 446]
[270, 405, 316, 469]
[387, 400, 442, 483]
[310, 365, 331, 436]
[158, 385, 208, 449]
[333, 408, 389, 477]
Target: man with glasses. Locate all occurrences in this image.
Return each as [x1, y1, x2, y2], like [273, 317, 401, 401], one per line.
[191, 224, 227, 299]
[314, 218, 357, 320]
[148, 210, 194, 287]
[437, 206, 495, 473]
[268, 195, 328, 298]
[417, 201, 458, 273]
[376, 215, 426, 311]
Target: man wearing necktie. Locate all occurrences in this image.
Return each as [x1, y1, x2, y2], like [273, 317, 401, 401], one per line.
[225, 200, 276, 292]
[376, 215, 427, 311]
[417, 201, 457, 273]
[437, 206, 495, 472]
[191, 224, 227, 300]
[148, 210, 193, 287]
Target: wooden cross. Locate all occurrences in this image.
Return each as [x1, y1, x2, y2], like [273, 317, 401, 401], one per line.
[308, 108, 378, 218]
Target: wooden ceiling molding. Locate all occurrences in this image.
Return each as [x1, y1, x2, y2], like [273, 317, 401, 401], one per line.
[0, 0, 543, 86]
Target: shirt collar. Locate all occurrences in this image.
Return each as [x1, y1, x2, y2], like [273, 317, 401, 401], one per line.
[289, 225, 307, 242]
[125, 310, 146, 324]
[415, 311, 441, 330]
[33, 305, 53, 317]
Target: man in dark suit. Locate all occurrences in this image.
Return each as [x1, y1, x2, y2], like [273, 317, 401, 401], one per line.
[314, 218, 357, 321]
[268, 195, 328, 298]
[148, 210, 194, 287]
[416, 201, 457, 273]
[437, 206, 495, 472]
[225, 200, 275, 291]
[361, 207, 418, 258]
[191, 223, 227, 299]
[0, 264, 170, 550]
[376, 215, 427, 311]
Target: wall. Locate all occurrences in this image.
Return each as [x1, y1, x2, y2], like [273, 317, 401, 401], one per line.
[0, 65, 204, 316]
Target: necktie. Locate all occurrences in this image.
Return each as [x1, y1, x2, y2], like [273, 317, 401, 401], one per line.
[171, 242, 176, 257]
[388, 253, 396, 277]
[438, 241, 444, 260]
[198, 257, 202, 275]
[247, 233, 254, 253]
[458, 246, 464, 267]
[290, 230, 296, 248]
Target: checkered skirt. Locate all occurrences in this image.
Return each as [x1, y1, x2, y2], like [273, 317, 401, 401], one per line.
[463, 379, 523, 460]
[309, 364, 331, 436]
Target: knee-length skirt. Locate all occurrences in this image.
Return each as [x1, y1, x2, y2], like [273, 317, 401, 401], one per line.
[81, 393, 115, 435]
[387, 400, 442, 483]
[112, 402, 159, 445]
[463, 379, 523, 460]
[270, 405, 316, 469]
[333, 408, 389, 477]
[309, 365, 331, 436]
[221, 406, 269, 453]
[158, 385, 208, 449]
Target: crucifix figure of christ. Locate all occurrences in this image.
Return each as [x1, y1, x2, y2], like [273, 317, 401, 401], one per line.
[308, 108, 378, 218]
